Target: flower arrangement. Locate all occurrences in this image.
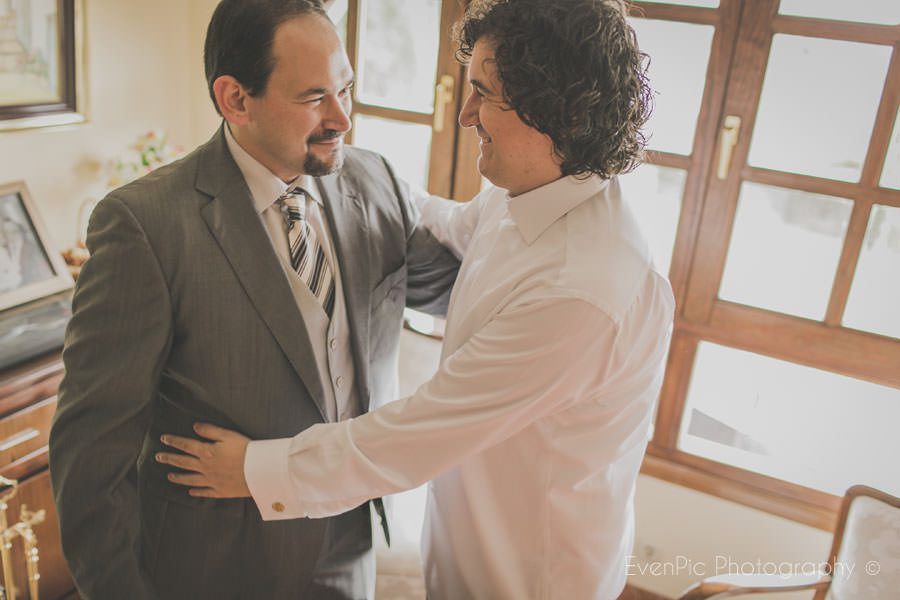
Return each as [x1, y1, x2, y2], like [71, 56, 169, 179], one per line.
[106, 130, 185, 189]
[65, 130, 186, 276]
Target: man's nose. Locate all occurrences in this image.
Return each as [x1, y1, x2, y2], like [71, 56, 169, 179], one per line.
[459, 92, 479, 128]
[325, 96, 352, 133]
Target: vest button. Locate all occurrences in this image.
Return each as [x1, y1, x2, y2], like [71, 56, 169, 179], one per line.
[335, 376, 345, 390]
[272, 502, 285, 513]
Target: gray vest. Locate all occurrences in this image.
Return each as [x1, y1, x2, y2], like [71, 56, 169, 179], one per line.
[283, 257, 362, 422]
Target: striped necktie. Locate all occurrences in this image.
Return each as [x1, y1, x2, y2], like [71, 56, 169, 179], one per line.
[277, 188, 335, 316]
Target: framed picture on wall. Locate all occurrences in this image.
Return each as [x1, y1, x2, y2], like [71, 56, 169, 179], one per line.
[0, 181, 72, 311]
[0, 0, 87, 131]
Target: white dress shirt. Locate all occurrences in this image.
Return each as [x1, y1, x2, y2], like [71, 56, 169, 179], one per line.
[223, 124, 333, 266]
[224, 125, 360, 423]
[245, 174, 675, 599]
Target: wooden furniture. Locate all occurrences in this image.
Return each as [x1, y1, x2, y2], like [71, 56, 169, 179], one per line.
[0, 352, 75, 600]
[617, 585, 672, 600]
[677, 485, 900, 599]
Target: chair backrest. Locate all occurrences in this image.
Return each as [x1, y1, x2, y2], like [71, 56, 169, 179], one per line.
[817, 485, 900, 600]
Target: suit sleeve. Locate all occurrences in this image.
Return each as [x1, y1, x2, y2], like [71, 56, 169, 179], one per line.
[409, 184, 486, 260]
[380, 158, 460, 316]
[50, 195, 172, 599]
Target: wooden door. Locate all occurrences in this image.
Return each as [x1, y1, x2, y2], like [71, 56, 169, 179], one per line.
[327, 0, 467, 197]
[636, 0, 900, 527]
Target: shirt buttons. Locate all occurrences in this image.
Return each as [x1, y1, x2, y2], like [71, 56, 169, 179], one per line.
[335, 376, 345, 390]
[329, 339, 337, 350]
[272, 502, 285, 513]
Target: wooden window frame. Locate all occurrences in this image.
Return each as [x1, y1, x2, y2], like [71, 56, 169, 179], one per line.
[341, 0, 468, 198]
[633, 0, 900, 531]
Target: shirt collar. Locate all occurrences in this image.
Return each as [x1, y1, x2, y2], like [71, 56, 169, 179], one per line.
[506, 174, 609, 245]
[223, 123, 320, 214]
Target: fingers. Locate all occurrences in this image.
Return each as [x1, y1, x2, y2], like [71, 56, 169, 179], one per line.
[188, 487, 226, 498]
[155, 451, 202, 472]
[193, 422, 231, 441]
[160, 434, 210, 458]
[167, 471, 209, 487]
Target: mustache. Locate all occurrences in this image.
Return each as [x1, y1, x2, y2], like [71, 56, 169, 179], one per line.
[308, 130, 344, 143]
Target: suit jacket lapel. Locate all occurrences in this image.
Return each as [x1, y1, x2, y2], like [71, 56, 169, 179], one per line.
[317, 173, 371, 405]
[196, 128, 328, 421]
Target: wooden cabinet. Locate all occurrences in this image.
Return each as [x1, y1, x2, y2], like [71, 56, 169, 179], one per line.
[0, 353, 75, 600]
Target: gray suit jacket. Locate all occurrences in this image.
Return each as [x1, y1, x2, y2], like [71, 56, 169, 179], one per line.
[49, 128, 458, 599]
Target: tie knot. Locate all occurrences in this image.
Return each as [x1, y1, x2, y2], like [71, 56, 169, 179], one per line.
[277, 189, 306, 225]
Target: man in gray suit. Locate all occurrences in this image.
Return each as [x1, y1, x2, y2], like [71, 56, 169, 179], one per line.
[48, 1, 458, 598]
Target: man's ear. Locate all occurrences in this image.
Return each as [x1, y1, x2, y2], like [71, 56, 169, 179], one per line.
[213, 75, 251, 125]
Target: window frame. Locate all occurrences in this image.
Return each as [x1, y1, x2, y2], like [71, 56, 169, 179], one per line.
[340, 0, 468, 198]
[633, 0, 900, 531]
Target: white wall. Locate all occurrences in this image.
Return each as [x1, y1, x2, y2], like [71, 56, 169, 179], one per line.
[188, 0, 223, 143]
[0, 0, 219, 251]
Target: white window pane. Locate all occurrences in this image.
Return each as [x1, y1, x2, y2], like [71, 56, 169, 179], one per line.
[843, 205, 900, 339]
[628, 19, 714, 156]
[679, 342, 900, 496]
[357, 0, 441, 113]
[326, 0, 349, 48]
[719, 183, 852, 320]
[618, 164, 686, 276]
[779, 0, 900, 25]
[881, 107, 900, 190]
[353, 114, 432, 189]
[748, 35, 891, 182]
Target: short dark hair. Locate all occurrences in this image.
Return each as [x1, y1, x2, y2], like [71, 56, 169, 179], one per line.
[454, 0, 652, 179]
[204, 0, 327, 115]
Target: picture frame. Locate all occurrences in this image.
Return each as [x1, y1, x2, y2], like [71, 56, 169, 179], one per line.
[0, 0, 88, 132]
[0, 180, 73, 312]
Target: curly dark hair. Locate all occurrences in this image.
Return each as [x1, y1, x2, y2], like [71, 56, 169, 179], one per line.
[454, 0, 652, 179]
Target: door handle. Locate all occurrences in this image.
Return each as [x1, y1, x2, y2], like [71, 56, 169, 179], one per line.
[717, 115, 742, 180]
[433, 75, 455, 133]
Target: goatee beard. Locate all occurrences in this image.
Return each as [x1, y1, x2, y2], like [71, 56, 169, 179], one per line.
[305, 148, 344, 176]
[305, 131, 345, 176]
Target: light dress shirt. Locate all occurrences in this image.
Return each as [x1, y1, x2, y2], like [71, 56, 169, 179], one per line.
[223, 124, 334, 269]
[245, 174, 675, 599]
[223, 125, 360, 423]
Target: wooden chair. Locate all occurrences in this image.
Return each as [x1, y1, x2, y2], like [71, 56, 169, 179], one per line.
[677, 485, 900, 599]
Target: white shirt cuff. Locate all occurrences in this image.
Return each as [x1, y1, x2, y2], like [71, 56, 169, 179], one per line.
[244, 438, 306, 521]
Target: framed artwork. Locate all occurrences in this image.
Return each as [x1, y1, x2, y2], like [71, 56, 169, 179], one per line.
[0, 181, 72, 311]
[0, 0, 87, 131]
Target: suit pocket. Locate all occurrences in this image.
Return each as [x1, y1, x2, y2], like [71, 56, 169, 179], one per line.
[371, 263, 407, 307]
[139, 434, 248, 518]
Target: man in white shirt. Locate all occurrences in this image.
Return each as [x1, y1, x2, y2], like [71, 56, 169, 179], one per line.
[157, 0, 675, 598]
